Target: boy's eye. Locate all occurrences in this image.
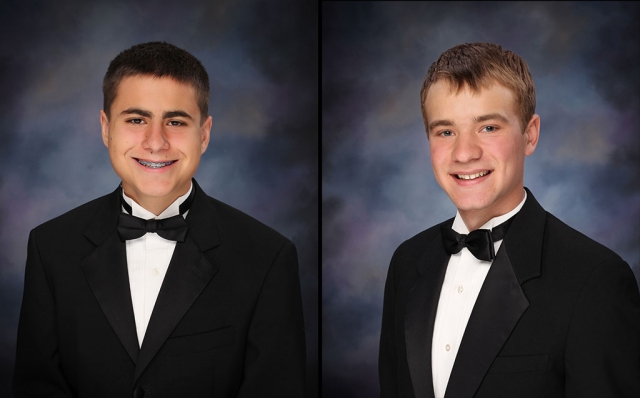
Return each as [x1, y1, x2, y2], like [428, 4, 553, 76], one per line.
[482, 126, 496, 133]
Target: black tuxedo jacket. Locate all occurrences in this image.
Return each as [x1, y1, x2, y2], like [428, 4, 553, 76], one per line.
[379, 189, 640, 398]
[14, 180, 306, 397]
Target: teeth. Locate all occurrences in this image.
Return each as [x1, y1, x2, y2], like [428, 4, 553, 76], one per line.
[138, 160, 174, 168]
[457, 171, 489, 180]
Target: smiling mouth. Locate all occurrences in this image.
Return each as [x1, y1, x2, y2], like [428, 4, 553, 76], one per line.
[136, 159, 176, 169]
[455, 170, 491, 180]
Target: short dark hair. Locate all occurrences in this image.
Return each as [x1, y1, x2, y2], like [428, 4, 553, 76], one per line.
[103, 41, 210, 123]
[420, 42, 536, 133]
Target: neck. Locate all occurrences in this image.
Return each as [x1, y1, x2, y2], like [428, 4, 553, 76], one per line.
[459, 213, 492, 232]
[130, 198, 174, 216]
[122, 184, 192, 216]
[459, 188, 525, 231]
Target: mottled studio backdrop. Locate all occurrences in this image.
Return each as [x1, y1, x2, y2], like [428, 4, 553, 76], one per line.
[323, 2, 640, 397]
[0, 0, 317, 396]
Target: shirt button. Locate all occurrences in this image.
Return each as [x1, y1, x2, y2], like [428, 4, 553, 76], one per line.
[457, 286, 464, 294]
[445, 344, 451, 351]
[152, 268, 160, 275]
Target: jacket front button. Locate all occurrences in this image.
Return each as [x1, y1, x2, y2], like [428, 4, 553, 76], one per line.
[133, 387, 146, 398]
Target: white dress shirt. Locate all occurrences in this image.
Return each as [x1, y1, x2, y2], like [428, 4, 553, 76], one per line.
[431, 191, 527, 398]
[122, 184, 192, 347]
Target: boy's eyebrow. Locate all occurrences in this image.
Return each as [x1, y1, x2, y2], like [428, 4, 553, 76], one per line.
[121, 108, 152, 118]
[428, 119, 454, 132]
[473, 113, 509, 123]
[119, 108, 194, 121]
[163, 110, 193, 120]
[428, 113, 509, 132]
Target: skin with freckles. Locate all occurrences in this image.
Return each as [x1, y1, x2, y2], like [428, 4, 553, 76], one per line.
[100, 75, 212, 215]
[424, 80, 540, 230]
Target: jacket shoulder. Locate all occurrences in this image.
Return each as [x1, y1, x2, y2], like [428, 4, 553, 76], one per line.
[207, 196, 291, 249]
[33, 192, 113, 236]
[544, 211, 624, 265]
[391, 218, 452, 266]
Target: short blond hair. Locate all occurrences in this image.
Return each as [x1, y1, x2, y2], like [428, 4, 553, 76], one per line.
[420, 42, 536, 133]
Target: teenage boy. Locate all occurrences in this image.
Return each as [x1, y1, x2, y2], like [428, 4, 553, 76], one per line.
[14, 42, 305, 398]
[379, 42, 640, 398]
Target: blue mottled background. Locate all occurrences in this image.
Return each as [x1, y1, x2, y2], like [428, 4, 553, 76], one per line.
[0, 0, 317, 396]
[322, 2, 640, 397]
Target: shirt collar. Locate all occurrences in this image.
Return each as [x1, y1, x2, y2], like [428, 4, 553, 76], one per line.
[121, 182, 193, 220]
[452, 189, 527, 235]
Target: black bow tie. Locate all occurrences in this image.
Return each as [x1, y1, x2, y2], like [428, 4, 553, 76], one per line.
[117, 185, 196, 242]
[440, 217, 514, 261]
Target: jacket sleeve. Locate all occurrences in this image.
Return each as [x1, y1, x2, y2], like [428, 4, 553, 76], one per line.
[13, 229, 74, 397]
[379, 252, 399, 397]
[236, 240, 306, 397]
[564, 257, 640, 397]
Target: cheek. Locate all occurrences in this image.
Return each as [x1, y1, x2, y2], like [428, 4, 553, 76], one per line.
[184, 137, 206, 154]
[112, 139, 128, 152]
[429, 145, 447, 169]
[493, 141, 524, 172]
[109, 136, 137, 157]
[486, 136, 516, 157]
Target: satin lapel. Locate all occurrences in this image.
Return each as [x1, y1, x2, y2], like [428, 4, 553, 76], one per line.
[444, 248, 529, 398]
[405, 228, 451, 398]
[133, 180, 220, 383]
[81, 187, 139, 363]
[444, 188, 545, 398]
[132, 238, 217, 382]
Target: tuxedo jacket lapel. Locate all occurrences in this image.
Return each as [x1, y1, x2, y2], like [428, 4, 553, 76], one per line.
[444, 249, 528, 398]
[132, 238, 218, 382]
[133, 181, 220, 383]
[81, 187, 140, 364]
[80, 181, 223, 382]
[445, 189, 545, 398]
[405, 225, 451, 398]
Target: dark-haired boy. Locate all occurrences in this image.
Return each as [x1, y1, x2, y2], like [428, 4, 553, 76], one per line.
[14, 42, 305, 398]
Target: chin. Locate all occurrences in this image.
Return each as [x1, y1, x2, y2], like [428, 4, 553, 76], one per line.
[448, 190, 493, 212]
[453, 200, 491, 213]
[126, 179, 176, 198]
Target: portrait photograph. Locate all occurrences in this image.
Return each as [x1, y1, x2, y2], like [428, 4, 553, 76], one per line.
[322, 2, 640, 397]
[0, 0, 317, 396]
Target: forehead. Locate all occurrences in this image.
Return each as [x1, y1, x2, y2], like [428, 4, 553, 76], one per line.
[112, 75, 199, 112]
[424, 79, 517, 120]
